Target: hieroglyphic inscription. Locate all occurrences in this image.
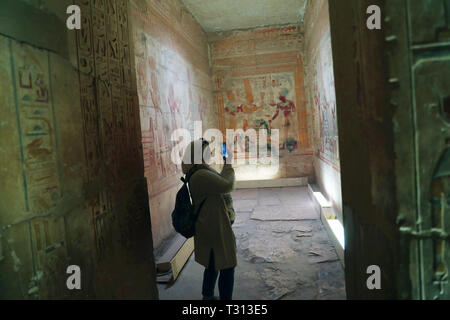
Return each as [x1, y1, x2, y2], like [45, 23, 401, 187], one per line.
[76, 0, 110, 261]
[90, 190, 114, 261]
[10, 41, 62, 213]
[31, 216, 67, 298]
[75, 0, 140, 260]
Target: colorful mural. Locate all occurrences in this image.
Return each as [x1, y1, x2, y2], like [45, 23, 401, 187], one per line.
[136, 34, 214, 192]
[222, 73, 300, 153]
[211, 25, 314, 179]
[131, 0, 216, 247]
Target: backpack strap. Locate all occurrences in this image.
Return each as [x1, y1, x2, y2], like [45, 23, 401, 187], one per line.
[184, 165, 208, 216]
[195, 198, 207, 216]
[180, 167, 196, 184]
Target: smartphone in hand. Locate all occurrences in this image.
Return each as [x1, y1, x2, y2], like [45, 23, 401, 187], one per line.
[222, 143, 229, 159]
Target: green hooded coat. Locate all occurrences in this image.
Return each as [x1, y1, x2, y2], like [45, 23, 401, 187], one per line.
[182, 143, 237, 271]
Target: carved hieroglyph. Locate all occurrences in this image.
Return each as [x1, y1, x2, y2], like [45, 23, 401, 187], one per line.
[9, 41, 62, 214]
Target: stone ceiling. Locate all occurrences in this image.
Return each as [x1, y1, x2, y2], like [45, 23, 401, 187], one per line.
[181, 0, 307, 32]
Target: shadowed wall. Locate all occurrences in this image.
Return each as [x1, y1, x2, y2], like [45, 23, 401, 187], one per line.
[0, 0, 158, 299]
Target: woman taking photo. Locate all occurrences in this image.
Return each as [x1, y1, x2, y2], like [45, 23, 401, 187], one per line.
[181, 139, 236, 300]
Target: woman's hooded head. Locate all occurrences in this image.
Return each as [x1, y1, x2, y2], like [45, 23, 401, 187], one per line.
[182, 139, 211, 174]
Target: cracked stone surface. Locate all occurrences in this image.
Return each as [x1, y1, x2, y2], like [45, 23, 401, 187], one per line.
[157, 186, 346, 300]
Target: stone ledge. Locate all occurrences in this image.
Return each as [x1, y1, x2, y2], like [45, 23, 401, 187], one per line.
[235, 177, 308, 189]
[308, 183, 345, 266]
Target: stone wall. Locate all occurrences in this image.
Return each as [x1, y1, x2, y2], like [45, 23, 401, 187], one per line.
[303, 0, 342, 218]
[129, 0, 217, 249]
[0, 0, 158, 299]
[209, 25, 314, 181]
[328, 0, 400, 299]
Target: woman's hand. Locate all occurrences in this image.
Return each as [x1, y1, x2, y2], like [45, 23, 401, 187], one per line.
[224, 144, 233, 164]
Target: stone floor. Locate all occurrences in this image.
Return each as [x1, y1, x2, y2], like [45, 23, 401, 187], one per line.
[157, 186, 346, 300]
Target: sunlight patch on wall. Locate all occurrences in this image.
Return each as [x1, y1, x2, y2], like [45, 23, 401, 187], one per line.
[235, 165, 279, 181]
[328, 219, 345, 249]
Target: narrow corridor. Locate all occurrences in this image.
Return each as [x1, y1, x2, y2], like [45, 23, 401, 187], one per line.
[157, 187, 345, 300]
[3, 0, 445, 301]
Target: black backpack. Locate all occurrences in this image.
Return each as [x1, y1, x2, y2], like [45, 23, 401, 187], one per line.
[171, 166, 206, 238]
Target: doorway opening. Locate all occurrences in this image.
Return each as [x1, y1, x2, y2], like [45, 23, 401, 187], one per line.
[132, 0, 345, 300]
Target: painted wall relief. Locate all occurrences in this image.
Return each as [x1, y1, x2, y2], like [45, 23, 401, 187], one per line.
[136, 33, 214, 198]
[222, 73, 300, 155]
[75, 0, 143, 263]
[311, 32, 339, 169]
[211, 25, 313, 180]
[10, 42, 62, 214]
[133, 15, 216, 246]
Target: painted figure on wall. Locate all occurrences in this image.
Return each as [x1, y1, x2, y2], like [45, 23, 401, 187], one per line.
[270, 88, 296, 151]
[167, 84, 181, 115]
[136, 59, 149, 105]
[198, 93, 208, 121]
[222, 73, 300, 155]
[312, 32, 339, 167]
[135, 30, 216, 201]
[150, 70, 161, 109]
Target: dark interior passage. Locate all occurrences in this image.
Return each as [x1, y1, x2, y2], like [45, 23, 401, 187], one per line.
[0, 0, 449, 301]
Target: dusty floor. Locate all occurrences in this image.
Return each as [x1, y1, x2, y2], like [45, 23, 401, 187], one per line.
[157, 186, 346, 300]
